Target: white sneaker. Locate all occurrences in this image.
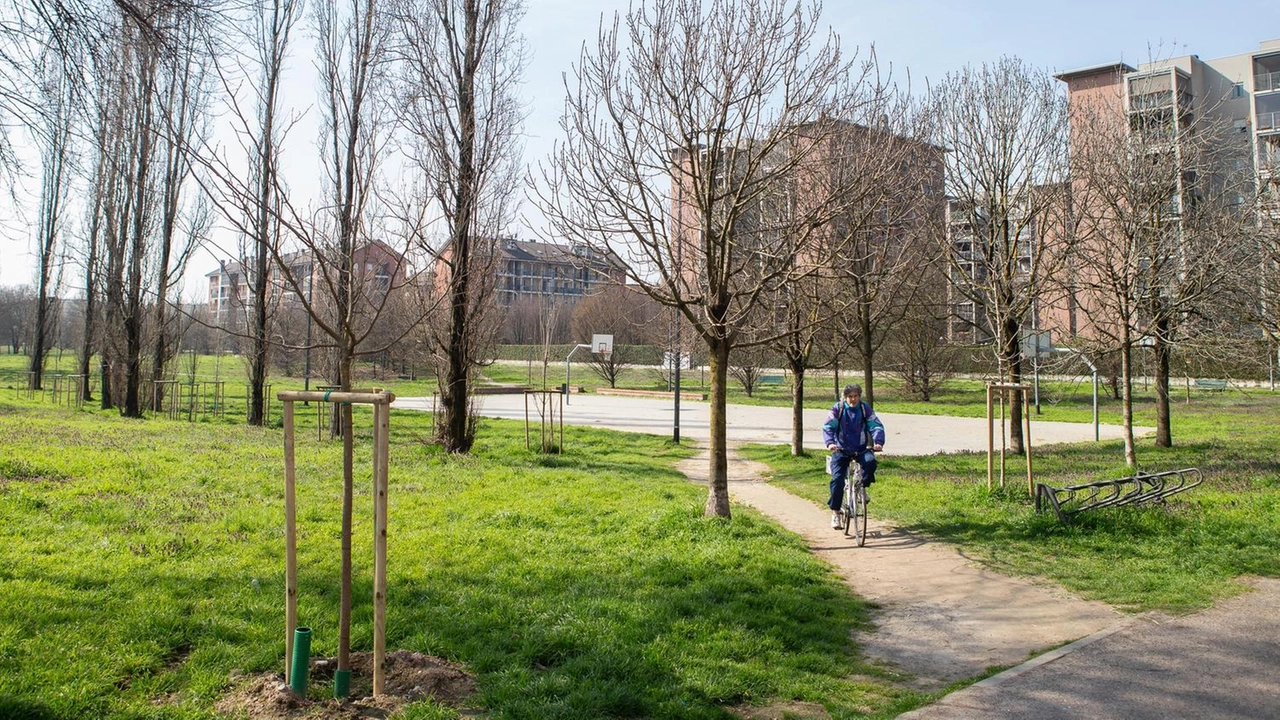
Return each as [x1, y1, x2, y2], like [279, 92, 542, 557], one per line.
[831, 512, 842, 529]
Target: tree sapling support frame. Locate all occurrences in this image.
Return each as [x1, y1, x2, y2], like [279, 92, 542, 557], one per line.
[986, 382, 1034, 496]
[280, 389, 394, 697]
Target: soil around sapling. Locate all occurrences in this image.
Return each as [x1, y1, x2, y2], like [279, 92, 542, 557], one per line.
[214, 650, 477, 719]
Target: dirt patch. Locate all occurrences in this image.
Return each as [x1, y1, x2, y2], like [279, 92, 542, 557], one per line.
[728, 700, 831, 719]
[214, 650, 477, 719]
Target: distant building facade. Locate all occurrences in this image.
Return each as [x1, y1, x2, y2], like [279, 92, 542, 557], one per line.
[1048, 38, 1280, 344]
[492, 238, 625, 306]
[206, 241, 404, 331]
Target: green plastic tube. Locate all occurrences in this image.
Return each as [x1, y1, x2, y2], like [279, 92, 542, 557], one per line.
[333, 669, 351, 698]
[289, 627, 312, 696]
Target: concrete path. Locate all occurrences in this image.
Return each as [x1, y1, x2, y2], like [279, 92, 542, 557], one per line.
[393, 393, 1138, 453]
[896, 577, 1280, 720]
[677, 446, 1121, 690]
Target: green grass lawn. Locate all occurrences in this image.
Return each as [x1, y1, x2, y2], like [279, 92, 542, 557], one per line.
[5, 350, 1277, 718]
[741, 391, 1280, 614]
[0, 383, 941, 720]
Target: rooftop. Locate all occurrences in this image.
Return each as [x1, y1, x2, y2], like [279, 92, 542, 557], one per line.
[1054, 62, 1136, 82]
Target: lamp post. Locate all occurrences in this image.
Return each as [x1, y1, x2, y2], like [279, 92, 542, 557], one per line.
[1053, 346, 1099, 441]
[673, 310, 681, 444]
[302, 263, 314, 403]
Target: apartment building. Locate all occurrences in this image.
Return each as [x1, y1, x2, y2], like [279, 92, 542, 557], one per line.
[492, 239, 625, 306]
[1047, 39, 1280, 344]
[668, 119, 946, 323]
[206, 241, 403, 330]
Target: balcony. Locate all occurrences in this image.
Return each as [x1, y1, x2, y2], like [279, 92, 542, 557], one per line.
[1257, 71, 1280, 94]
[1260, 111, 1280, 132]
[1261, 139, 1280, 176]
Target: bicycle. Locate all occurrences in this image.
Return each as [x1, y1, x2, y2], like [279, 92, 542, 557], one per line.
[841, 461, 868, 546]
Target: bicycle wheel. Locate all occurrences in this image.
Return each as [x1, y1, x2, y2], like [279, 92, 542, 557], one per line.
[842, 463, 860, 537]
[849, 461, 870, 540]
[852, 482, 867, 546]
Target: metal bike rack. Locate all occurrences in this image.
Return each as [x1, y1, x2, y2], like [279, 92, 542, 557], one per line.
[1035, 468, 1203, 522]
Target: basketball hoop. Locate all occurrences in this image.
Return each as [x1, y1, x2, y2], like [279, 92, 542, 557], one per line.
[592, 334, 614, 358]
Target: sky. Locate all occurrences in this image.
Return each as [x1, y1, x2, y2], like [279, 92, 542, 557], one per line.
[2, 0, 1278, 298]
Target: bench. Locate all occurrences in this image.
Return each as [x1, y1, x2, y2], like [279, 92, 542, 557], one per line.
[1193, 378, 1227, 392]
[759, 374, 785, 385]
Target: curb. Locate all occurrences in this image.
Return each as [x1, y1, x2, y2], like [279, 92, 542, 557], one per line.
[969, 613, 1149, 689]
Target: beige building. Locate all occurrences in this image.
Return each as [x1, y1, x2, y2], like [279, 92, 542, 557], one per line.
[1048, 38, 1280, 343]
[493, 239, 625, 306]
[206, 241, 404, 330]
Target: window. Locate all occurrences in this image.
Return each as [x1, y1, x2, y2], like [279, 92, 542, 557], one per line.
[1231, 83, 1246, 99]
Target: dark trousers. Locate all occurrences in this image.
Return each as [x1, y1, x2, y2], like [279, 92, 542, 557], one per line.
[828, 448, 877, 511]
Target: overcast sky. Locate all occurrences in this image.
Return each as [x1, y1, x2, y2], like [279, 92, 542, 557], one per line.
[2, 0, 1277, 298]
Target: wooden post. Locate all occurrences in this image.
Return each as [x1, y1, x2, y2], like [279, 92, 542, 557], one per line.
[283, 400, 298, 683]
[999, 389, 1006, 488]
[372, 401, 389, 696]
[1024, 387, 1034, 498]
[986, 384, 994, 491]
[277, 389, 395, 695]
[986, 383, 1035, 496]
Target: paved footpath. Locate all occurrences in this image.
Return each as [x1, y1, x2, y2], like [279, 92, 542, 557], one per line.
[678, 446, 1121, 691]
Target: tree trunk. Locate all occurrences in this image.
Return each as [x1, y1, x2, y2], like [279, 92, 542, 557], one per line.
[860, 303, 875, 408]
[123, 61, 157, 419]
[100, 356, 113, 410]
[80, 244, 98, 403]
[1002, 316, 1025, 454]
[30, 294, 49, 392]
[1120, 338, 1137, 468]
[150, 327, 168, 411]
[705, 338, 731, 518]
[439, 1, 481, 453]
[338, 354, 353, 678]
[249, 53, 279, 427]
[1153, 321, 1172, 448]
[789, 353, 806, 457]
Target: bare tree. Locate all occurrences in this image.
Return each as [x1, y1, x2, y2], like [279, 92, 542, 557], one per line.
[94, 3, 166, 417]
[930, 56, 1071, 455]
[250, 0, 422, 686]
[148, 16, 212, 411]
[500, 293, 566, 344]
[392, 0, 527, 452]
[827, 117, 944, 409]
[198, 0, 303, 425]
[28, 37, 75, 391]
[0, 286, 34, 354]
[769, 95, 944, 456]
[78, 75, 115, 404]
[728, 342, 770, 398]
[569, 284, 658, 387]
[886, 298, 956, 401]
[539, 0, 874, 517]
[1066, 67, 1253, 465]
[1252, 185, 1280, 350]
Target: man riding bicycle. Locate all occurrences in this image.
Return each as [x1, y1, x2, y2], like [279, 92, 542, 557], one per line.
[822, 384, 886, 530]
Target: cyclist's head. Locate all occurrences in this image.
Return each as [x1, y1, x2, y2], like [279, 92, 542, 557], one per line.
[843, 384, 862, 404]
